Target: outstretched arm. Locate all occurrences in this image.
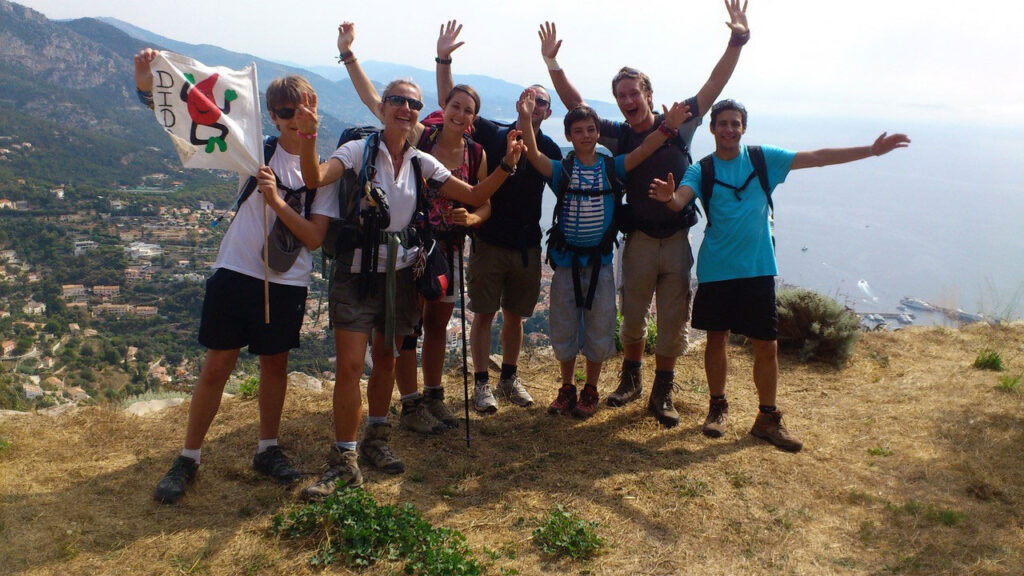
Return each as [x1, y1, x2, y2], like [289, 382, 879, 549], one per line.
[694, 0, 750, 117]
[648, 173, 696, 213]
[436, 20, 464, 108]
[622, 101, 692, 172]
[258, 166, 330, 250]
[516, 89, 554, 178]
[538, 22, 585, 110]
[439, 130, 525, 205]
[791, 132, 910, 170]
[337, 22, 383, 122]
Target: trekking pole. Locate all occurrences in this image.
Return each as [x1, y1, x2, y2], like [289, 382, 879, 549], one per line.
[459, 245, 470, 448]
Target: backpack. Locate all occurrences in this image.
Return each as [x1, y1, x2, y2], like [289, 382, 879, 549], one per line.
[697, 145, 772, 229]
[211, 135, 316, 227]
[546, 151, 623, 309]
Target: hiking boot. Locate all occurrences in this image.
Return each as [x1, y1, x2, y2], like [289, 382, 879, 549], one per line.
[496, 375, 534, 407]
[750, 410, 803, 452]
[572, 385, 600, 419]
[648, 374, 680, 428]
[547, 384, 577, 415]
[359, 422, 405, 474]
[473, 382, 498, 414]
[301, 447, 363, 500]
[252, 445, 303, 484]
[400, 396, 445, 434]
[153, 455, 198, 504]
[423, 387, 458, 429]
[701, 398, 730, 438]
[608, 365, 642, 407]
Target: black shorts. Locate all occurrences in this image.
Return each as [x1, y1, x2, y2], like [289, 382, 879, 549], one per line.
[197, 268, 308, 355]
[691, 276, 778, 341]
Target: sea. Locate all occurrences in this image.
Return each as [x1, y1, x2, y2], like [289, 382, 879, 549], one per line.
[531, 114, 1024, 324]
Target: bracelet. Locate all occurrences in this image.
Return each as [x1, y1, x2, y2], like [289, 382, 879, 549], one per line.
[435, 56, 452, 65]
[297, 130, 317, 140]
[657, 121, 678, 139]
[729, 30, 750, 47]
[499, 160, 517, 175]
[136, 89, 154, 110]
[543, 56, 560, 71]
[337, 50, 354, 63]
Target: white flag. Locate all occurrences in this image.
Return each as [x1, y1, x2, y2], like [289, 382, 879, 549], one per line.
[148, 51, 263, 176]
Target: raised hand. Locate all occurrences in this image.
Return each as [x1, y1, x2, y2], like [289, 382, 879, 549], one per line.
[724, 0, 749, 34]
[870, 132, 911, 156]
[295, 92, 319, 135]
[661, 101, 692, 130]
[648, 173, 677, 204]
[538, 22, 562, 59]
[133, 48, 158, 92]
[437, 20, 464, 59]
[517, 88, 536, 118]
[504, 129, 525, 165]
[337, 22, 355, 53]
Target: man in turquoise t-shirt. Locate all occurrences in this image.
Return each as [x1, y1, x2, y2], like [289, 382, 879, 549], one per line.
[650, 99, 909, 451]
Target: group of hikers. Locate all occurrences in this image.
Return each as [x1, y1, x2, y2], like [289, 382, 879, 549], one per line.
[134, 1, 909, 504]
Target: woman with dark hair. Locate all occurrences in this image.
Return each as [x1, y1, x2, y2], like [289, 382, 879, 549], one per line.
[335, 21, 494, 436]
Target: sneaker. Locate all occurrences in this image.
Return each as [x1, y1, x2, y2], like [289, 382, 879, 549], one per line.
[359, 422, 405, 474]
[750, 410, 803, 452]
[423, 387, 458, 429]
[400, 396, 445, 434]
[701, 398, 729, 438]
[153, 455, 198, 504]
[496, 375, 534, 407]
[572, 385, 599, 419]
[607, 365, 642, 407]
[252, 445, 303, 484]
[473, 382, 498, 414]
[648, 374, 680, 428]
[547, 384, 577, 415]
[301, 447, 363, 500]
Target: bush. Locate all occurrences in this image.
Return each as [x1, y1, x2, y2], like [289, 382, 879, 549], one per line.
[776, 288, 860, 366]
[532, 505, 604, 560]
[973, 349, 1004, 371]
[612, 312, 657, 354]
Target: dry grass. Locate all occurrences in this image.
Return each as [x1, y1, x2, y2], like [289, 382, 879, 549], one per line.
[2, 325, 1023, 575]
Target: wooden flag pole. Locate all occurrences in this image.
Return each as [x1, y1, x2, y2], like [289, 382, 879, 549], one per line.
[263, 197, 271, 324]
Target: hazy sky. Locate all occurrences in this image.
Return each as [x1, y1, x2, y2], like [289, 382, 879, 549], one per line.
[15, 0, 1024, 124]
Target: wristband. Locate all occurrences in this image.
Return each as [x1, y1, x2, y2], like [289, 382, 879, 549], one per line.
[136, 89, 154, 110]
[729, 30, 750, 47]
[543, 56, 561, 71]
[657, 121, 678, 139]
[297, 130, 317, 140]
[499, 159, 517, 175]
[435, 56, 452, 65]
[337, 50, 354, 64]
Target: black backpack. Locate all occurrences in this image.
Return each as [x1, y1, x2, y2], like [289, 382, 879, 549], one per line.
[546, 151, 623, 309]
[211, 135, 316, 227]
[697, 145, 772, 229]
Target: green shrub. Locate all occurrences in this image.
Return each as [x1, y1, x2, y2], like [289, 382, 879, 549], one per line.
[532, 505, 604, 560]
[614, 312, 623, 352]
[776, 288, 861, 366]
[973, 349, 1004, 371]
[237, 376, 259, 399]
[996, 372, 1021, 393]
[272, 488, 481, 575]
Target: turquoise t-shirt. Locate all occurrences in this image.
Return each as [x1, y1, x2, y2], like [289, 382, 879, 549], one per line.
[681, 145, 796, 283]
[547, 154, 627, 268]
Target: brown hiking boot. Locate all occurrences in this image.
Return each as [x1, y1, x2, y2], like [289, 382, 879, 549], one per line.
[399, 396, 445, 434]
[359, 422, 405, 474]
[301, 447, 363, 500]
[423, 387, 457, 429]
[607, 364, 642, 407]
[750, 410, 803, 452]
[648, 373, 679, 427]
[701, 397, 729, 438]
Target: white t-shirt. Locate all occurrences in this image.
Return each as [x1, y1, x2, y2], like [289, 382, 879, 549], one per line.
[330, 138, 452, 273]
[213, 142, 337, 287]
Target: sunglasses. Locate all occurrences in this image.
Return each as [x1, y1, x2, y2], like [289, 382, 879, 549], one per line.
[271, 107, 296, 119]
[383, 94, 424, 111]
[535, 97, 550, 108]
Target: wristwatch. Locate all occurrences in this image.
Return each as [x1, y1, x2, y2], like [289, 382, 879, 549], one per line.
[499, 159, 517, 175]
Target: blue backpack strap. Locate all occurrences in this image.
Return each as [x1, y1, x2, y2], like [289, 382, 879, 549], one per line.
[698, 154, 716, 228]
[746, 145, 774, 217]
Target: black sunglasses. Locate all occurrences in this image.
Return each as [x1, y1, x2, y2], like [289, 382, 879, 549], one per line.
[534, 97, 550, 108]
[271, 107, 296, 119]
[383, 94, 424, 111]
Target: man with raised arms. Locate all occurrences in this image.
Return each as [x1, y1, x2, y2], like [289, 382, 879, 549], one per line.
[539, 0, 750, 427]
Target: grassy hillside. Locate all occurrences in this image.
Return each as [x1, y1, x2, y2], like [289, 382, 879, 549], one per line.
[1, 325, 1023, 575]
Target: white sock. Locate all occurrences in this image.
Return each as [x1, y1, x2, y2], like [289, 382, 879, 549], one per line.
[367, 415, 388, 425]
[257, 438, 278, 453]
[335, 441, 357, 452]
[400, 392, 421, 402]
[181, 448, 201, 465]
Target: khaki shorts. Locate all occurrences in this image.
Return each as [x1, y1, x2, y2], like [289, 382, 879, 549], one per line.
[467, 240, 541, 318]
[619, 230, 694, 357]
[330, 267, 421, 336]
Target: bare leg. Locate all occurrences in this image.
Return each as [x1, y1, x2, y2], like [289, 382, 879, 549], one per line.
[470, 311, 495, 373]
[705, 330, 730, 397]
[623, 341, 644, 364]
[394, 346, 419, 397]
[500, 309, 524, 366]
[367, 331, 401, 419]
[257, 351, 289, 441]
[559, 357, 576, 387]
[183, 348, 240, 450]
[751, 338, 778, 407]
[585, 358, 602, 388]
[333, 329, 369, 443]
[422, 300, 455, 388]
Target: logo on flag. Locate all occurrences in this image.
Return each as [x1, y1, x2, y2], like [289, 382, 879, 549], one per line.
[148, 51, 263, 176]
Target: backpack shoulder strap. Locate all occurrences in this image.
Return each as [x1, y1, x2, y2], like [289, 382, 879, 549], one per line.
[698, 154, 716, 228]
[599, 153, 623, 199]
[746, 145, 774, 216]
[464, 134, 483, 185]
